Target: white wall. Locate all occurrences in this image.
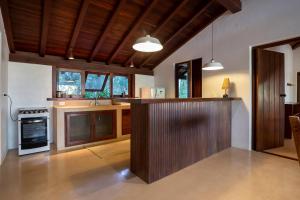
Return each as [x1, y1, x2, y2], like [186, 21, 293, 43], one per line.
[0, 10, 9, 165]
[7, 62, 53, 149]
[154, 0, 300, 150]
[293, 47, 300, 100]
[134, 74, 155, 97]
[267, 45, 295, 102]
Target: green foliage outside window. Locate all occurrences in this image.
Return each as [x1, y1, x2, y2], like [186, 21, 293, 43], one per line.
[113, 76, 128, 96]
[178, 78, 188, 98]
[57, 71, 81, 95]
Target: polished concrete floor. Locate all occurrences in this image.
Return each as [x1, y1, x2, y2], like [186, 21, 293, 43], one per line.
[1, 140, 300, 200]
[264, 139, 298, 160]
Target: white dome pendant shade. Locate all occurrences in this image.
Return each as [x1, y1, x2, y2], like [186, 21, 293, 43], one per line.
[202, 23, 224, 71]
[202, 59, 224, 70]
[132, 35, 163, 52]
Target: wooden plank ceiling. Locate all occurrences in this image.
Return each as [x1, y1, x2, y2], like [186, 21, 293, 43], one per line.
[1, 0, 241, 71]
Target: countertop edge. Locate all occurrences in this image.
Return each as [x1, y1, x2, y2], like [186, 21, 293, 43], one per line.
[114, 97, 242, 104]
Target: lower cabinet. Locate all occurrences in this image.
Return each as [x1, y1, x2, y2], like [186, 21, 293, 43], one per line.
[122, 109, 131, 135]
[65, 110, 116, 147]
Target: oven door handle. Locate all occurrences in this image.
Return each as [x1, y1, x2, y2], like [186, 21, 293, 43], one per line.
[23, 120, 44, 123]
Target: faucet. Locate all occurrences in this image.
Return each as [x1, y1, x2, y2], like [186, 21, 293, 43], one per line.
[94, 96, 100, 106]
[90, 95, 100, 106]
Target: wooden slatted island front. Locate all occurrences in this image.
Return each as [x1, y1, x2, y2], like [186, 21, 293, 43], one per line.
[115, 98, 241, 183]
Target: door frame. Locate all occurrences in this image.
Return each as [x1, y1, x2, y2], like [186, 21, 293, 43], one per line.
[252, 36, 300, 151]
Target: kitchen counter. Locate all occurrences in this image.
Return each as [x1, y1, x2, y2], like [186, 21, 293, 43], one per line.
[117, 97, 241, 183]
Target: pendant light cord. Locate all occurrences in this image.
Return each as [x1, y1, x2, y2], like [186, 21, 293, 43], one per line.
[211, 23, 214, 60]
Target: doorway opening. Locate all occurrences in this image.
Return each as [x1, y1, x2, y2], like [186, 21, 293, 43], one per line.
[252, 36, 300, 161]
[175, 58, 202, 98]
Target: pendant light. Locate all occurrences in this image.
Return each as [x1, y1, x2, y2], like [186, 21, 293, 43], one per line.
[132, 34, 163, 52]
[68, 48, 74, 60]
[129, 60, 134, 68]
[202, 23, 224, 70]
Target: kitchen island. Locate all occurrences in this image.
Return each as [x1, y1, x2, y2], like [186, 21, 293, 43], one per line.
[115, 97, 241, 183]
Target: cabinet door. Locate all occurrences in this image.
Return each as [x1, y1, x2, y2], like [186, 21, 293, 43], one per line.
[65, 112, 92, 146]
[122, 109, 131, 135]
[93, 110, 116, 141]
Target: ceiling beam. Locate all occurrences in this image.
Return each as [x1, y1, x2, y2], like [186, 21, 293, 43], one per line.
[124, 0, 190, 67]
[140, 0, 216, 67]
[9, 51, 153, 75]
[292, 42, 300, 50]
[89, 0, 126, 62]
[0, 0, 15, 53]
[40, 0, 53, 57]
[65, 0, 90, 59]
[107, 0, 159, 64]
[216, 0, 241, 13]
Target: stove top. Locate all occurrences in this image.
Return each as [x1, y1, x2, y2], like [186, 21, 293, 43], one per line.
[18, 107, 48, 114]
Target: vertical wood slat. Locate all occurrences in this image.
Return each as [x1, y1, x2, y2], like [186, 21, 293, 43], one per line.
[130, 100, 232, 183]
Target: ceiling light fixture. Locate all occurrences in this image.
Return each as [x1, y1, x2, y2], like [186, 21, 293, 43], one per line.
[202, 23, 224, 71]
[132, 35, 163, 52]
[129, 60, 134, 68]
[68, 48, 74, 60]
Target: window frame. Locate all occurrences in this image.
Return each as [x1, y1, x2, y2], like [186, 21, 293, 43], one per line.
[52, 67, 134, 99]
[111, 74, 131, 97]
[55, 68, 85, 97]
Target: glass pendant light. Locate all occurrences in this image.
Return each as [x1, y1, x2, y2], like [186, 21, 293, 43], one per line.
[202, 23, 224, 70]
[132, 35, 163, 52]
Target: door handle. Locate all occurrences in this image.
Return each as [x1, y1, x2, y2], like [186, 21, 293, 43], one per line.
[280, 94, 286, 97]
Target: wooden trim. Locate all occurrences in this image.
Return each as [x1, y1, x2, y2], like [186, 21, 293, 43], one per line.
[123, 0, 190, 66]
[107, 0, 159, 64]
[216, 0, 241, 13]
[140, 0, 216, 67]
[9, 51, 153, 75]
[130, 74, 135, 97]
[253, 36, 300, 50]
[115, 97, 242, 104]
[40, 0, 52, 57]
[52, 66, 57, 98]
[66, 0, 90, 59]
[0, 0, 15, 53]
[89, 0, 126, 62]
[292, 42, 300, 50]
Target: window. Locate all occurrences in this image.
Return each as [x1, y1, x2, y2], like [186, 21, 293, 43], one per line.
[112, 75, 129, 96]
[85, 73, 110, 98]
[54, 67, 134, 99]
[57, 70, 82, 96]
[175, 62, 190, 98]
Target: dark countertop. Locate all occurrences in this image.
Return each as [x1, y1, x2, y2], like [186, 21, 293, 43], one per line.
[114, 97, 242, 104]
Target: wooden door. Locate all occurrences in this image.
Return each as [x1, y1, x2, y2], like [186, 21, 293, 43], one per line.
[255, 49, 285, 151]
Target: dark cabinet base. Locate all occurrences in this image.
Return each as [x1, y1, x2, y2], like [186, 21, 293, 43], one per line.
[65, 110, 116, 147]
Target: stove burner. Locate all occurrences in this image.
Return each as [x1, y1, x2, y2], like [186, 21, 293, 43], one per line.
[18, 108, 48, 115]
